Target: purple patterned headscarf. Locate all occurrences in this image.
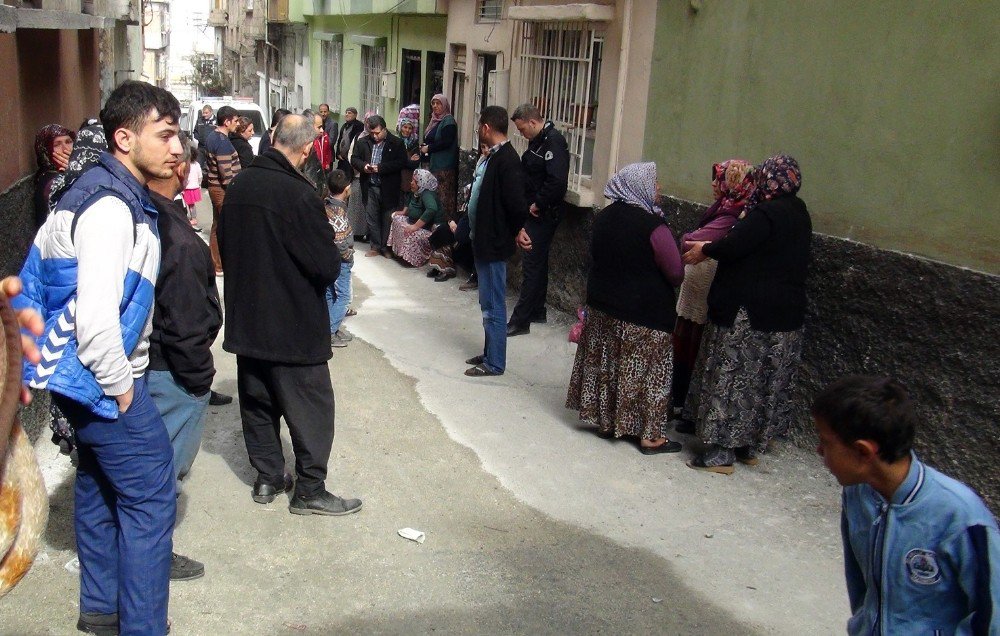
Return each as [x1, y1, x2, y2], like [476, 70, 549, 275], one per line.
[604, 162, 662, 218]
[756, 154, 801, 201]
[412, 168, 439, 195]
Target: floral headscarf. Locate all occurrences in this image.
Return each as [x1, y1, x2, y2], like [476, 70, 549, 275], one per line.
[396, 104, 420, 145]
[48, 122, 107, 211]
[424, 94, 452, 137]
[604, 162, 662, 218]
[712, 159, 756, 214]
[412, 168, 439, 196]
[756, 154, 801, 202]
[34, 124, 75, 172]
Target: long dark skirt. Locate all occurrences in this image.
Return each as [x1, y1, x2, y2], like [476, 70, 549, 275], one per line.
[682, 309, 804, 453]
[566, 307, 673, 442]
[433, 169, 458, 221]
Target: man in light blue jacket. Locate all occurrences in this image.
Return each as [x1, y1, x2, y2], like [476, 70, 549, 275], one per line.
[813, 376, 999, 635]
[15, 81, 183, 635]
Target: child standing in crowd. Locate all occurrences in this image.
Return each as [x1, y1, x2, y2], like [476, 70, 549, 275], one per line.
[183, 145, 203, 231]
[325, 169, 354, 348]
[812, 376, 1000, 635]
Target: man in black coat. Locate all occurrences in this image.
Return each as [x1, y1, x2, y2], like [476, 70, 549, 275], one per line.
[146, 139, 223, 582]
[218, 114, 363, 517]
[507, 104, 570, 336]
[351, 114, 407, 257]
[464, 105, 529, 377]
[335, 107, 365, 174]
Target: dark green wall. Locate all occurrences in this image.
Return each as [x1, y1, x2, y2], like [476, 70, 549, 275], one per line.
[645, 1, 999, 273]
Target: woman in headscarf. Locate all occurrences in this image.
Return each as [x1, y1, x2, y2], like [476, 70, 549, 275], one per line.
[419, 94, 458, 221]
[671, 159, 756, 428]
[33, 124, 75, 227]
[682, 155, 812, 474]
[566, 162, 685, 455]
[396, 104, 421, 197]
[387, 168, 443, 266]
[346, 111, 376, 238]
[47, 121, 107, 215]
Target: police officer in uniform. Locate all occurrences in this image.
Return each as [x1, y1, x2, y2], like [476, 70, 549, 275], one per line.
[507, 104, 570, 336]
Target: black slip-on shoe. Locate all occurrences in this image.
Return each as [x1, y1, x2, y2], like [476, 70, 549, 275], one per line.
[506, 323, 530, 337]
[170, 552, 205, 581]
[639, 440, 683, 455]
[673, 418, 696, 435]
[252, 473, 293, 504]
[208, 391, 233, 406]
[464, 363, 503, 377]
[289, 491, 363, 516]
[465, 354, 485, 365]
[77, 612, 118, 635]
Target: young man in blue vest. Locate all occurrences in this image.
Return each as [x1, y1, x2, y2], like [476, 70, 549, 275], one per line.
[15, 80, 183, 635]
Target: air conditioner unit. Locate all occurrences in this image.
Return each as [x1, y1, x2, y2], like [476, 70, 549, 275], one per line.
[380, 71, 397, 99]
[487, 69, 509, 107]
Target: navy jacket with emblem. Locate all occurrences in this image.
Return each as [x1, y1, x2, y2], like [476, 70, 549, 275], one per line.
[521, 121, 568, 212]
[841, 454, 1000, 635]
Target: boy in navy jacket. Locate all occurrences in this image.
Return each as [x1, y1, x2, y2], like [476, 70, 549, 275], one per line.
[813, 376, 999, 635]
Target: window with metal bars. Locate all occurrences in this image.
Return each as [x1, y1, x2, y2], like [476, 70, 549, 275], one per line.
[360, 44, 386, 116]
[513, 20, 603, 193]
[476, 0, 502, 23]
[321, 39, 342, 111]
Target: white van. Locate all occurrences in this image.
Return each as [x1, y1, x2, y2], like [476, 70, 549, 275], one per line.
[187, 97, 267, 154]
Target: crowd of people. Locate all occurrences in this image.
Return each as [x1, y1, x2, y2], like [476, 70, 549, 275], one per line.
[6, 79, 999, 635]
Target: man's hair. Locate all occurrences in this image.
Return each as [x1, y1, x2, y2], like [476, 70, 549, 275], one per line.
[346, 107, 358, 115]
[811, 376, 917, 463]
[270, 108, 291, 128]
[511, 103, 542, 122]
[216, 105, 238, 126]
[272, 114, 315, 150]
[479, 106, 509, 135]
[100, 80, 181, 147]
[201, 104, 213, 113]
[319, 103, 330, 110]
[234, 116, 253, 135]
[178, 131, 198, 164]
[366, 115, 387, 130]
[327, 169, 350, 195]
[302, 108, 315, 121]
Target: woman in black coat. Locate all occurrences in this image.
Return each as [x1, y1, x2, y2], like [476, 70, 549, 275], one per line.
[681, 155, 812, 474]
[229, 117, 256, 172]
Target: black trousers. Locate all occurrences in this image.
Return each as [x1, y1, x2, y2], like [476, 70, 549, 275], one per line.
[364, 184, 400, 251]
[509, 209, 561, 327]
[428, 215, 474, 273]
[236, 356, 335, 498]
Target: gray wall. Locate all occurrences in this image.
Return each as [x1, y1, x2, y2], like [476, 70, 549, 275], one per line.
[531, 195, 1000, 510]
[1, 177, 51, 442]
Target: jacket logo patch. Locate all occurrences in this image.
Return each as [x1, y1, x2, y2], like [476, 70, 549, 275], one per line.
[544, 151, 553, 161]
[905, 549, 941, 585]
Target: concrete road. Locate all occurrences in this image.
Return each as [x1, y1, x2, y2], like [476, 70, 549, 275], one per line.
[0, 202, 849, 634]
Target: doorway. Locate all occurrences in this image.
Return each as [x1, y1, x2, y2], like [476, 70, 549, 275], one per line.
[401, 49, 422, 107]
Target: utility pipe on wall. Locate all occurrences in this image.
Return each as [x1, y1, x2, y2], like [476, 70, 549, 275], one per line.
[607, 0, 632, 186]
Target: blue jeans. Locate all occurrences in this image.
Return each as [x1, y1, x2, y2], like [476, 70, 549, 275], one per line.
[57, 375, 175, 635]
[147, 369, 210, 484]
[326, 259, 353, 333]
[475, 258, 507, 373]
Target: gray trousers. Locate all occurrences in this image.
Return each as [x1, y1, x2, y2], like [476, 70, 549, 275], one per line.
[365, 185, 387, 251]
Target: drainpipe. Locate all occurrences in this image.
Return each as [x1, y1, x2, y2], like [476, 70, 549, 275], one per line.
[607, 0, 632, 186]
[263, 0, 270, 114]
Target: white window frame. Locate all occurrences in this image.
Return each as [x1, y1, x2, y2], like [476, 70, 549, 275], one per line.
[321, 38, 343, 112]
[512, 20, 603, 194]
[360, 43, 387, 116]
[472, 52, 497, 148]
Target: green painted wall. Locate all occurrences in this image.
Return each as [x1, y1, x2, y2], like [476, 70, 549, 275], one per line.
[644, 1, 999, 273]
[306, 14, 447, 131]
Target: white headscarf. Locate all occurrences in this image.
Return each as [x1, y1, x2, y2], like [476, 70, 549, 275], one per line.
[604, 162, 662, 218]
[412, 168, 439, 196]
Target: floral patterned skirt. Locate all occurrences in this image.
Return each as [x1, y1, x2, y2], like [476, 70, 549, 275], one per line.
[566, 307, 673, 441]
[387, 215, 433, 266]
[682, 308, 804, 452]
[433, 169, 458, 221]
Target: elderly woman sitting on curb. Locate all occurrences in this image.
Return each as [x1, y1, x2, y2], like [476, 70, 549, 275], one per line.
[387, 169, 444, 266]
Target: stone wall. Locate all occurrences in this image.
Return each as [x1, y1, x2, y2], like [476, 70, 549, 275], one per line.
[0, 177, 50, 442]
[531, 193, 1000, 510]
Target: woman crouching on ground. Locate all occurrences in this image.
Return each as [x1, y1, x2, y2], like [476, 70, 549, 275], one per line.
[566, 162, 685, 455]
[682, 155, 812, 474]
[387, 169, 444, 266]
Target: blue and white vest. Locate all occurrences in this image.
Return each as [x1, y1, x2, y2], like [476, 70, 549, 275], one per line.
[14, 152, 160, 418]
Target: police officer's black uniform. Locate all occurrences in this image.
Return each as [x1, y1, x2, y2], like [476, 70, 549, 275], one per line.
[508, 121, 570, 334]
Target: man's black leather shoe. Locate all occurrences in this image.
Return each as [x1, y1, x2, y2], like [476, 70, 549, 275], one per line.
[209, 390, 233, 406]
[77, 612, 118, 635]
[289, 490, 363, 516]
[169, 552, 205, 581]
[252, 473, 293, 504]
[506, 323, 530, 337]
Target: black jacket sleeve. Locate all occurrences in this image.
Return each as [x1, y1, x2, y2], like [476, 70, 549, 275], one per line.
[157, 240, 222, 396]
[499, 149, 529, 236]
[377, 136, 407, 176]
[702, 208, 772, 262]
[281, 190, 342, 288]
[350, 137, 372, 174]
[534, 134, 570, 210]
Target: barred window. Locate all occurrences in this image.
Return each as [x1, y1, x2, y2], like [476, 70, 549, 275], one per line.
[360, 43, 386, 116]
[513, 20, 603, 193]
[321, 39, 342, 112]
[476, 0, 502, 23]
